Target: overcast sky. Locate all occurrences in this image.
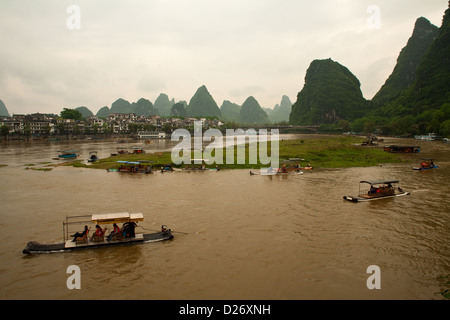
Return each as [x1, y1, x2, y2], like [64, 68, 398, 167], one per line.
[0, 0, 448, 115]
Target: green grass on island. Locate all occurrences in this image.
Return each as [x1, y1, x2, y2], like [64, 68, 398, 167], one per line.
[65, 136, 404, 170]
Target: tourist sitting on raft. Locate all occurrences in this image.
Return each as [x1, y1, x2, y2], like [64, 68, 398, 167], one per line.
[368, 185, 395, 196]
[71, 225, 89, 242]
[107, 223, 122, 241]
[421, 160, 434, 168]
[91, 225, 107, 241]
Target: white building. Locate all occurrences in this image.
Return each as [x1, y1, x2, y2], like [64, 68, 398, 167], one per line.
[137, 131, 166, 139]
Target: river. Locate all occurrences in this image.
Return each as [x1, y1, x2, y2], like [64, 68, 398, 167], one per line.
[0, 135, 449, 300]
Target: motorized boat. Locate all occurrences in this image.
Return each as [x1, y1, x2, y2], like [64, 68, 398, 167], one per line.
[23, 212, 173, 254]
[384, 145, 420, 153]
[56, 150, 78, 159]
[87, 151, 98, 163]
[414, 133, 441, 141]
[132, 147, 145, 154]
[107, 161, 154, 174]
[412, 159, 438, 171]
[250, 167, 303, 176]
[173, 165, 220, 172]
[343, 180, 410, 202]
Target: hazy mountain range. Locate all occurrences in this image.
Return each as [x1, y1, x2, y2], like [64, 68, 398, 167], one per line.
[2, 4, 448, 135]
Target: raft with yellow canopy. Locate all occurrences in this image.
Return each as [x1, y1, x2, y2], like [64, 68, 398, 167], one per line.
[23, 212, 173, 254]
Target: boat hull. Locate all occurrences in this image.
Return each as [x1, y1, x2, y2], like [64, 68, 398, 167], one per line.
[343, 192, 410, 202]
[412, 165, 438, 171]
[23, 231, 173, 254]
[250, 170, 303, 176]
[58, 154, 77, 159]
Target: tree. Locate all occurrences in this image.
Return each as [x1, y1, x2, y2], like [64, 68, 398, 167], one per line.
[60, 108, 82, 120]
[162, 124, 173, 134]
[0, 125, 10, 138]
[43, 125, 51, 136]
[23, 125, 31, 138]
[339, 120, 351, 132]
[440, 119, 450, 137]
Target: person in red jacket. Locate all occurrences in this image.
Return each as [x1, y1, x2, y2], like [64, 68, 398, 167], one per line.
[91, 225, 106, 240]
[107, 223, 121, 241]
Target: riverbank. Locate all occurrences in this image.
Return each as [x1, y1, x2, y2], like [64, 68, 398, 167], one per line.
[63, 136, 404, 170]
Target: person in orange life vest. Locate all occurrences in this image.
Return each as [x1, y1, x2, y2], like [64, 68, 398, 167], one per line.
[107, 223, 121, 241]
[91, 224, 106, 240]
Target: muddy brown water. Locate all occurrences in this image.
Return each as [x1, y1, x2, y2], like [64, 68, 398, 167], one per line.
[0, 135, 448, 299]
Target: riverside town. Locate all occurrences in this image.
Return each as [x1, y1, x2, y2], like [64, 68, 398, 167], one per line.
[0, 112, 225, 139]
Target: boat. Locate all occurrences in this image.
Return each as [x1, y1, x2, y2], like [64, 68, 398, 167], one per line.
[361, 139, 378, 146]
[132, 147, 145, 154]
[160, 164, 175, 172]
[173, 159, 220, 172]
[287, 158, 313, 172]
[173, 165, 220, 172]
[108, 161, 154, 174]
[87, 151, 98, 163]
[343, 180, 410, 202]
[414, 133, 441, 141]
[22, 212, 173, 254]
[250, 167, 303, 176]
[384, 145, 420, 153]
[57, 150, 78, 159]
[111, 148, 130, 156]
[412, 159, 438, 171]
[443, 138, 449, 144]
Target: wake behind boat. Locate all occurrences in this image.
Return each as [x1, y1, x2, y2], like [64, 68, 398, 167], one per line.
[23, 212, 173, 254]
[343, 180, 410, 202]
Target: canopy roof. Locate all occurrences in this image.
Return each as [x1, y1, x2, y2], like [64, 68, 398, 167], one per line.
[360, 180, 399, 185]
[91, 212, 144, 224]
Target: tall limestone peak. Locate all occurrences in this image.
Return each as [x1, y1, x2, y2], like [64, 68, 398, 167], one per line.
[290, 59, 368, 125]
[186, 85, 221, 117]
[154, 93, 174, 117]
[386, 4, 450, 114]
[269, 95, 292, 123]
[110, 98, 132, 114]
[96, 106, 110, 118]
[220, 100, 241, 122]
[239, 96, 270, 125]
[132, 98, 159, 116]
[75, 106, 94, 118]
[408, 4, 450, 108]
[372, 17, 439, 105]
[0, 99, 10, 117]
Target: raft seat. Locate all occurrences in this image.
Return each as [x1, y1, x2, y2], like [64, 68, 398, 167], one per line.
[92, 235, 105, 243]
[111, 233, 124, 241]
[76, 238, 88, 245]
[75, 231, 89, 245]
